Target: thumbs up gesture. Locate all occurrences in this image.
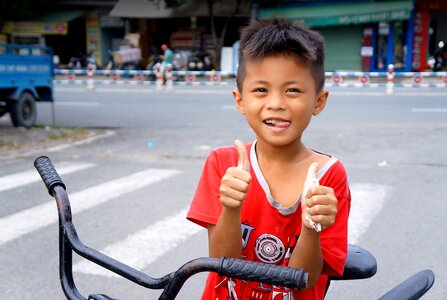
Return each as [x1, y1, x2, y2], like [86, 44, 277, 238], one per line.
[219, 140, 252, 209]
[302, 162, 338, 232]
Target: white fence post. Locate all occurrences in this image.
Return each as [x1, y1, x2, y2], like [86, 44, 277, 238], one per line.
[386, 64, 394, 95]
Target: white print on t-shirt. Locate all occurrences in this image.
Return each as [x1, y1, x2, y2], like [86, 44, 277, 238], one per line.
[255, 234, 286, 264]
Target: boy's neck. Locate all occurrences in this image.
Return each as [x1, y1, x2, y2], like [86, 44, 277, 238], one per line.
[254, 139, 313, 164]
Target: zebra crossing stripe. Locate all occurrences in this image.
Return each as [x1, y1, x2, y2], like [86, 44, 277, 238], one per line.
[0, 162, 95, 193]
[73, 208, 203, 277]
[0, 168, 181, 245]
[348, 183, 391, 244]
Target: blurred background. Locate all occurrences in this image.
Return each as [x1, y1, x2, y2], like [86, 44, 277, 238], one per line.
[1, 1, 447, 299]
[1, 0, 446, 73]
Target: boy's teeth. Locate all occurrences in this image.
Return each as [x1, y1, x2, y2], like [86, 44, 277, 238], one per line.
[266, 120, 287, 124]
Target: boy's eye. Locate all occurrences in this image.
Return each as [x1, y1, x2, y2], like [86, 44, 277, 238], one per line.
[286, 88, 300, 93]
[253, 87, 268, 93]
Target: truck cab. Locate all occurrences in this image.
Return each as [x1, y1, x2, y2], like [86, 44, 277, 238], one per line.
[0, 44, 54, 128]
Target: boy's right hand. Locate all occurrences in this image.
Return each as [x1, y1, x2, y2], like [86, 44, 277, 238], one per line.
[219, 140, 252, 209]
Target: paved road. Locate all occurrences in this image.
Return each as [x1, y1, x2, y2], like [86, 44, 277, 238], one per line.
[1, 85, 446, 299]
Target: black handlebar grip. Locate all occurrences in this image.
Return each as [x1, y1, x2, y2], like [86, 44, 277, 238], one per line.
[218, 258, 308, 290]
[34, 156, 66, 196]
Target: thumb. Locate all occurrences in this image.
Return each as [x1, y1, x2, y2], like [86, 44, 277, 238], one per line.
[304, 162, 319, 196]
[235, 139, 250, 172]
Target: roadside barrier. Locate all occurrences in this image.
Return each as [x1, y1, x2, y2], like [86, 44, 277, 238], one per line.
[55, 67, 447, 93]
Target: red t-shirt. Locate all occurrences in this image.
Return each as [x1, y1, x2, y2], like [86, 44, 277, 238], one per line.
[187, 141, 350, 300]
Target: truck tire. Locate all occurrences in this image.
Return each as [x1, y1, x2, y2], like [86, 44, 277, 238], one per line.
[10, 92, 37, 128]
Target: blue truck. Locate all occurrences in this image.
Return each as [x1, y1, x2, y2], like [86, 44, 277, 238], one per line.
[0, 44, 54, 128]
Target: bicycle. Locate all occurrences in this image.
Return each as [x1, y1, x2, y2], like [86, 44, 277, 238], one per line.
[34, 156, 435, 300]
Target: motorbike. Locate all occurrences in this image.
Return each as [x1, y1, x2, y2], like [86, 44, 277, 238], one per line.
[427, 41, 446, 72]
[68, 50, 98, 70]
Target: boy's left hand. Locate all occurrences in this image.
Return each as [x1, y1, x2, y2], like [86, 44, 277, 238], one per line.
[302, 162, 338, 231]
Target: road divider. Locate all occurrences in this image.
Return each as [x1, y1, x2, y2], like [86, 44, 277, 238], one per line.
[54, 66, 447, 94]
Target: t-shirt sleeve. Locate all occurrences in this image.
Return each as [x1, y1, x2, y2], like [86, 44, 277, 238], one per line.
[319, 161, 351, 277]
[187, 149, 225, 228]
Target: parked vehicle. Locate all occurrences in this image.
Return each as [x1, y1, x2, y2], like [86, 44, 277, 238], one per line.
[427, 41, 446, 72]
[68, 50, 98, 70]
[0, 44, 55, 128]
[187, 50, 214, 71]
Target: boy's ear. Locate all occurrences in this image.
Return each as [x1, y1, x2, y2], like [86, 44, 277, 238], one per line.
[313, 90, 329, 116]
[233, 88, 245, 115]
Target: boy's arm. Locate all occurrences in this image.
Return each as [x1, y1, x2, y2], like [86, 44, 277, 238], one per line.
[208, 207, 243, 258]
[288, 227, 323, 288]
[208, 140, 251, 258]
[288, 163, 338, 288]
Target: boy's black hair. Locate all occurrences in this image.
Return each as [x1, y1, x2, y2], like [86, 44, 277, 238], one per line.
[237, 19, 325, 92]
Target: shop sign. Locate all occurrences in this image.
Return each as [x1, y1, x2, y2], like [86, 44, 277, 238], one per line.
[86, 12, 102, 65]
[416, 0, 447, 11]
[0, 34, 7, 45]
[303, 9, 412, 27]
[338, 10, 409, 25]
[361, 46, 374, 57]
[412, 11, 429, 72]
[2, 21, 68, 35]
[100, 15, 124, 28]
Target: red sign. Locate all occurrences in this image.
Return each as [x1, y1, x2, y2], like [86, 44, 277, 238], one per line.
[412, 10, 429, 72]
[332, 75, 342, 84]
[413, 75, 423, 84]
[360, 75, 369, 84]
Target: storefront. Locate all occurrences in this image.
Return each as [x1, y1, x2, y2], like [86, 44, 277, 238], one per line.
[420, 0, 447, 70]
[258, 0, 416, 72]
[1, 9, 126, 68]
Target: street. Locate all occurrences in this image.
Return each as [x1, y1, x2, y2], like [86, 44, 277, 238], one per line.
[1, 84, 446, 299]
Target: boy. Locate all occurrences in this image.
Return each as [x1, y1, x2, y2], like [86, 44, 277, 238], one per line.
[187, 19, 350, 299]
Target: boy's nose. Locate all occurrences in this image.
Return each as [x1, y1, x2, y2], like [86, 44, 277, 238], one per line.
[266, 94, 286, 110]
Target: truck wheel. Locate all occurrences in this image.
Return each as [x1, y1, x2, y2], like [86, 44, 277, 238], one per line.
[10, 92, 37, 128]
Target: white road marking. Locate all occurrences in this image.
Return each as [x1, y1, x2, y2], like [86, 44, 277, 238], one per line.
[0, 168, 180, 245]
[56, 102, 100, 107]
[0, 162, 95, 193]
[348, 183, 391, 244]
[74, 208, 203, 277]
[411, 108, 447, 113]
[197, 145, 212, 150]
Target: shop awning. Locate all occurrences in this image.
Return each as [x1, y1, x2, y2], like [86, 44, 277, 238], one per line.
[30, 10, 85, 22]
[110, 0, 250, 18]
[258, 1, 414, 27]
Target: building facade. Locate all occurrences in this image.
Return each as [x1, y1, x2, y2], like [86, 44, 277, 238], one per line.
[258, 0, 447, 72]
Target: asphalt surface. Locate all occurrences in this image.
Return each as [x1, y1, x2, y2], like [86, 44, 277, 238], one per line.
[1, 85, 446, 299]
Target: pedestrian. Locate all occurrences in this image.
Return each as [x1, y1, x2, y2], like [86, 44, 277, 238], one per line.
[160, 43, 173, 80]
[187, 19, 350, 299]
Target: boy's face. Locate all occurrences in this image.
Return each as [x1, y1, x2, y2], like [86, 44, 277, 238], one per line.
[233, 54, 328, 147]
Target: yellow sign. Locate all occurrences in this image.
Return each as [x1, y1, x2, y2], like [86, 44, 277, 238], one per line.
[85, 12, 101, 65]
[2, 21, 68, 35]
[0, 34, 7, 44]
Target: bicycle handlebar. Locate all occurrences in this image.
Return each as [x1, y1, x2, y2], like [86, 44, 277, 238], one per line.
[34, 156, 308, 299]
[219, 258, 307, 289]
[34, 156, 66, 196]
